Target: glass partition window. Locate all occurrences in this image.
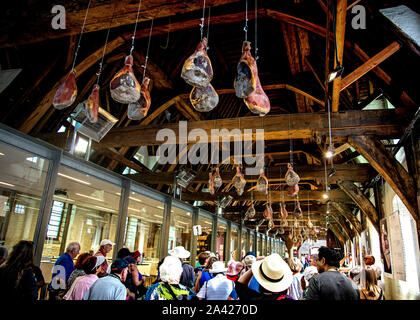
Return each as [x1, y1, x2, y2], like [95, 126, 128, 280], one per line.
[41, 165, 121, 269]
[0, 141, 49, 247]
[169, 206, 193, 262]
[216, 223, 227, 262]
[241, 229, 247, 259]
[231, 227, 239, 261]
[125, 192, 164, 277]
[196, 215, 213, 257]
[249, 233, 254, 253]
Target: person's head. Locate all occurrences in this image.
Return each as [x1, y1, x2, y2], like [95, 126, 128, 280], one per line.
[100, 239, 115, 254]
[209, 261, 228, 275]
[168, 246, 190, 261]
[316, 246, 341, 273]
[117, 247, 131, 259]
[349, 267, 361, 283]
[110, 258, 129, 281]
[362, 267, 379, 297]
[131, 250, 141, 263]
[205, 257, 218, 271]
[159, 255, 183, 284]
[288, 257, 303, 274]
[74, 252, 91, 269]
[363, 255, 375, 266]
[251, 253, 293, 293]
[303, 266, 318, 286]
[66, 242, 81, 259]
[0, 246, 8, 266]
[243, 254, 257, 269]
[309, 254, 317, 266]
[3, 240, 34, 272]
[82, 256, 105, 275]
[227, 260, 244, 276]
[197, 251, 211, 266]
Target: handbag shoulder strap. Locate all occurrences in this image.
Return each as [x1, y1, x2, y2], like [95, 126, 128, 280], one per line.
[163, 282, 180, 300]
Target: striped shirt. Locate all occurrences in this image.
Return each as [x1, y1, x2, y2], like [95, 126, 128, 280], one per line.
[197, 274, 236, 300]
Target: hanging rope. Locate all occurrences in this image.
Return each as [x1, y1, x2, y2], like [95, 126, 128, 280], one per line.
[71, 0, 93, 71]
[142, 18, 154, 82]
[254, 0, 258, 60]
[206, 6, 211, 50]
[96, 3, 117, 85]
[200, 0, 206, 40]
[289, 113, 293, 166]
[130, 0, 143, 55]
[244, 0, 249, 41]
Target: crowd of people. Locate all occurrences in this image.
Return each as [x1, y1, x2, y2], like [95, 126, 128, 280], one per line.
[0, 240, 386, 301]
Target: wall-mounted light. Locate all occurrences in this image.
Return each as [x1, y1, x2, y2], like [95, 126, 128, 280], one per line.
[327, 65, 344, 82]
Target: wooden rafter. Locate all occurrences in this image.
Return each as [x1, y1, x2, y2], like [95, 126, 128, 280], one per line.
[331, 201, 363, 234]
[331, 0, 347, 113]
[98, 108, 404, 147]
[337, 180, 379, 233]
[348, 135, 419, 222]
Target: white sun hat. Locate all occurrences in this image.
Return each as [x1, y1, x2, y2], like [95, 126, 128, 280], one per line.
[251, 253, 293, 293]
[168, 246, 191, 259]
[209, 261, 228, 274]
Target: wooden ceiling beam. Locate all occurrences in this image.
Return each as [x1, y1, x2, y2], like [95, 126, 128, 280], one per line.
[331, 0, 348, 113]
[98, 108, 404, 147]
[337, 180, 379, 233]
[348, 135, 419, 223]
[340, 41, 401, 92]
[180, 189, 352, 203]
[126, 163, 374, 184]
[331, 201, 363, 234]
[0, 0, 242, 48]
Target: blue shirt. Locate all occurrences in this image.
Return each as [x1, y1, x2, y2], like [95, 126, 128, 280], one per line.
[83, 274, 127, 300]
[197, 274, 237, 300]
[49, 253, 75, 290]
[248, 276, 260, 292]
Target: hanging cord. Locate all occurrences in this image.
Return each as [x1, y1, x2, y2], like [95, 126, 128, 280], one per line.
[324, 157, 329, 228]
[71, 0, 93, 71]
[142, 18, 154, 82]
[331, 0, 341, 69]
[130, 0, 143, 55]
[289, 113, 293, 166]
[96, 3, 117, 85]
[327, 98, 335, 171]
[206, 6, 211, 51]
[254, 0, 258, 60]
[160, 17, 170, 49]
[244, 0, 249, 41]
[200, 0, 206, 40]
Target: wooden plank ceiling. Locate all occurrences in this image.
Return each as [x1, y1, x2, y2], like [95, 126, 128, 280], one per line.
[0, 0, 419, 245]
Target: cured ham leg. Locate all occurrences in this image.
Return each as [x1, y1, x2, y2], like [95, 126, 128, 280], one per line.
[213, 167, 222, 188]
[190, 83, 219, 112]
[127, 77, 151, 121]
[232, 167, 246, 196]
[53, 70, 77, 110]
[110, 55, 140, 104]
[85, 84, 100, 123]
[244, 79, 270, 116]
[234, 41, 256, 98]
[181, 37, 213, 88]
[256, 169, 268, 194]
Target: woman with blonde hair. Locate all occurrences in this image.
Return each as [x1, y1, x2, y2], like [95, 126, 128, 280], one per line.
[359, 267, 384, 300]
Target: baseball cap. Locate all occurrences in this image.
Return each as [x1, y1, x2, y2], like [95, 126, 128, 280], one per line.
[110, 258, 129, 273]
[100, 239, 115, 246]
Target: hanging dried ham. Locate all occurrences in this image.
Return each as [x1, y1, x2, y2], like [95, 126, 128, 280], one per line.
[243, 78, 270, 116]
[53, 70, 78, 110]
[285, 163, 300, 186]
[263, 203, 273, 220]
[208, 172, 215, 195]
[127, 77, 151, 121]
[268, 218, 274, 230]
[279, 227, 285, 235]
[190, 83, 219, 112]
[280, 202, 288, 219]
[213, 167, 222, 188]
[232, 167, 246, 196]
[110, 55, 141, 104]
[85, 84, 100, 123]
[287, 184, 299, 196]
[181, 37, 213, 88]
[280, 218, 287, 227]
[295, 201, 303, 218]
[256, 169, 268, 194]
[307, 218, 313, 229]
[234, 41, 257, 98]
[246, 203, 256, 219]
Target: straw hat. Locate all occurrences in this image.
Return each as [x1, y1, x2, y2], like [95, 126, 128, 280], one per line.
[168, 246, 191, 259]
[251, 254, 293, 293]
